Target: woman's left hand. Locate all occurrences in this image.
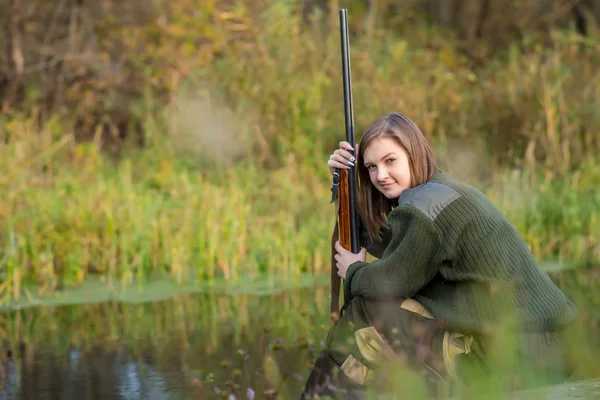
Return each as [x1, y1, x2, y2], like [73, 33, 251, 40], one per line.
[334, 241, 367, 279]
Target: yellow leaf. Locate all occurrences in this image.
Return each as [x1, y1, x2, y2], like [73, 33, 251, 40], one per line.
[263, 354, 282, 388]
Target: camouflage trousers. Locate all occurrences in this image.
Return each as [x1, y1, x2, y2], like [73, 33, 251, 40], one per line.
[300, 296, 473, 399]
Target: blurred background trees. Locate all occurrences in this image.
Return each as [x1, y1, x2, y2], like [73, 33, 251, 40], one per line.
[303, 0, 599, 50]
[1, 0, 598, 152]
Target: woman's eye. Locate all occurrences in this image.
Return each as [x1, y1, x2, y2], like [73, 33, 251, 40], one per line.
[386, 158, 395, 164]
[366, 165, 375, 170]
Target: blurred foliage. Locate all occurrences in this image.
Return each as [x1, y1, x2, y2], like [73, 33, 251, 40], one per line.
[0, 1, 599, 298]
[0, 0, 599, 162]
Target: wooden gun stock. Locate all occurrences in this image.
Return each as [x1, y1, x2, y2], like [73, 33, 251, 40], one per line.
[330, 169, 351, 318]
[337, 169, 352, 251]
[330, 9, 360, 320]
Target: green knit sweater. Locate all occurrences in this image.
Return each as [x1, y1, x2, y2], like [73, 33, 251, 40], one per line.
[345, 173, 577, 334]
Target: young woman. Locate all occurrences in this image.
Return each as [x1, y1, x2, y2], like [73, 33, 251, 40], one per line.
[301, 112, 577, 399]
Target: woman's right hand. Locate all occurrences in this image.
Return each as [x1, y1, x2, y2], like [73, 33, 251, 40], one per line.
[327, 141, 356, 175]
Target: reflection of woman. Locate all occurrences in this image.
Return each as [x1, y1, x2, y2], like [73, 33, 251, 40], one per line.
[301, 112, 577, 398]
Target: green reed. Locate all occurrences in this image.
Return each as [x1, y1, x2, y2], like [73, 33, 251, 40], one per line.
[0, 3, 599, 301]
[0, 117, 334, 300]
[1, 115, 597, 302]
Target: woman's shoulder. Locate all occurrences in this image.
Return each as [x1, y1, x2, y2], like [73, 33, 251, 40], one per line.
[395, 172, 500, 223]
[396, 173, 462, 221]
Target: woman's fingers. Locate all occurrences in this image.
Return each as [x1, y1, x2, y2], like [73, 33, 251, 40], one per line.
[328, 150, 355, 172]
[328, 153, 352, 173]
[328, 159, 350, 172]
[328, 142, 356, 174]
[334, 148, 355, 163]
[339, 141, 355, 152]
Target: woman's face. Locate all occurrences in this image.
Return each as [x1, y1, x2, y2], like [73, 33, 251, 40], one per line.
[363, 137, 412, 199]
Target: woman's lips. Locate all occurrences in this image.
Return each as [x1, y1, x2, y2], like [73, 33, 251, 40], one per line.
[381, 183, 396, 189]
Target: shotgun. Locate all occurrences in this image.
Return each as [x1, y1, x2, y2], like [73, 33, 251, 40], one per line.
[330, 9, 360, 319]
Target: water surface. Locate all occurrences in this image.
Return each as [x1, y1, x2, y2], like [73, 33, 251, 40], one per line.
[0, 269, 599, 399]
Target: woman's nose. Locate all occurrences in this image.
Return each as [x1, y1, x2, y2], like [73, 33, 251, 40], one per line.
[377, 167, 388, 181]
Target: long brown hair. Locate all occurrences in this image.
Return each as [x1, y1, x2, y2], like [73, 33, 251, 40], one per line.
[357, 112, 438, 239]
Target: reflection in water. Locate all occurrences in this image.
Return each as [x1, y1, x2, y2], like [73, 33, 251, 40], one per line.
[1, 346, 177, 399]
[0, 271, 598, 399]
[0, 286, 330, 399]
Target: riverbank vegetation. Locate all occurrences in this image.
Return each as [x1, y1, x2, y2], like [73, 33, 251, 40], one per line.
[0, 1, 599, 302]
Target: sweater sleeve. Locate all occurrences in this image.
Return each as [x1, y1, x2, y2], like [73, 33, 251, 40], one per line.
[358, 215, 391, 259]
[345, 205, 445, 300]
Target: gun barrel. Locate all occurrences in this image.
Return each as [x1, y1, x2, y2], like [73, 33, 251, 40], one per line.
[339, 9, 361, 254]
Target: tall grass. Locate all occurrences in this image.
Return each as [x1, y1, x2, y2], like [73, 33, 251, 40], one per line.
[0, 3, 599, 301]
[0, 114, 333, 301]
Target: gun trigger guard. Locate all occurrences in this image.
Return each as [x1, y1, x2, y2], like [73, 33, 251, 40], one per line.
[332, 172, 340, 187]
[330, 172, 340, 203]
